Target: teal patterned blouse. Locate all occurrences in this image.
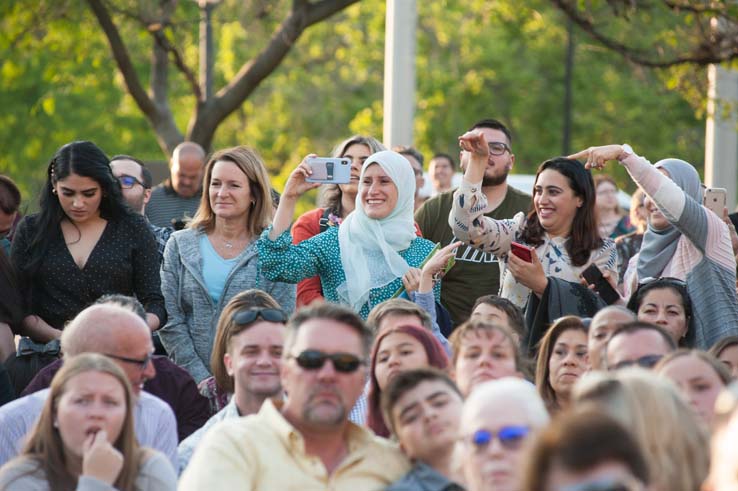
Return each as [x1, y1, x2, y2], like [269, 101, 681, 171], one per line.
[258, 226, 441, 319]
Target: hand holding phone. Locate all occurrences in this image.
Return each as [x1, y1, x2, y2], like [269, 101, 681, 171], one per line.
[703, 187, 727, 217]
[510, 242, 533, 263]
[305, 157, 352, 184]
[581, 263, 620, 305]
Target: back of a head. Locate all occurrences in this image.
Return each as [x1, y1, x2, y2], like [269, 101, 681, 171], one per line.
[0, 175, 21, 214]
[462, 377, 549, 430]
[521, 409, 649, 491]
[366, 298, 432, 332]
[61, 304, 148, 356]
[573, 368, 708, 491]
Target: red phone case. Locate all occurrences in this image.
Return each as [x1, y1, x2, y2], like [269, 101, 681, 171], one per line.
[510, 242, 532, 262]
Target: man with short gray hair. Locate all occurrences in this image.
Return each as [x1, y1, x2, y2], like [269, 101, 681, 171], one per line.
[180, 303, 410, 489]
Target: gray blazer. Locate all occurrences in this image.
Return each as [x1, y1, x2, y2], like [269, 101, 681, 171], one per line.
[159, 229, 295, 383]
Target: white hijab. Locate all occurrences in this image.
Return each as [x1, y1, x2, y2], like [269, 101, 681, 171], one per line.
[337, 150, 417, 311]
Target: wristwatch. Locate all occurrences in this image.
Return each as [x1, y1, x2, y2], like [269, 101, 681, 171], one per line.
[618, 143, 634, 161]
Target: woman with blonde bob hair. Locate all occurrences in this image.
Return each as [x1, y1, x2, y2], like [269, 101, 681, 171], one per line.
[572, 368, 709, 491]
[160, 146, 295, 384]
[0, 353, 176, 491]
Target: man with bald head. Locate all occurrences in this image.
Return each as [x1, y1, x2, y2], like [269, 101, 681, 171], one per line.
[0, 304, 178, 469]
[146, 141, 206, 229]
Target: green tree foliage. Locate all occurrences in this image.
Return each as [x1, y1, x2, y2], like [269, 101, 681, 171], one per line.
[1, 0, 707, 213]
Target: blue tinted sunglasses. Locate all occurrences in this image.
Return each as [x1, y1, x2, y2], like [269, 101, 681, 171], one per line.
[466, 426, 530, 450]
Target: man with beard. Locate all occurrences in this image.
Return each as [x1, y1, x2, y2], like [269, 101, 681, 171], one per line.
[110, 155, 172, 262]
[179, 303, 410, 489]
[415, 119, 530, 326]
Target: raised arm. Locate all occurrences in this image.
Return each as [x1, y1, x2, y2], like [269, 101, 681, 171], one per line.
[269, 155, 321, 240]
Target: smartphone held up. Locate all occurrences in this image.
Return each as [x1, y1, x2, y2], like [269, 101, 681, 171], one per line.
[305, 157, 352, 184]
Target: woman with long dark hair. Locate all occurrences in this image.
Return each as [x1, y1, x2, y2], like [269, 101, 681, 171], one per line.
[0, 353, 176, 490]
[10, 141, 164, 342]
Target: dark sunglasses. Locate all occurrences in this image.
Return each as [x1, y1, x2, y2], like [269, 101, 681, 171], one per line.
[105, 351, 154, 371]
[117, 175, 145, 189]
[487, 141, 511, 156]
[613, 354, 663, 370]
[232, 308, 288, 325]
[290, 349, 365, 373]
[464, 426, 530, 450]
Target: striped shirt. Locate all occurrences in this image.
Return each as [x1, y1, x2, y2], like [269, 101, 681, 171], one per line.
[0, 389, 178, 471]
[145, 183, 201, 228]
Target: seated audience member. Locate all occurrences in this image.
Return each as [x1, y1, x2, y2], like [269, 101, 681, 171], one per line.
[535, 316, 588, 412]
[573, 368, 709, 491]
[11, 141, 165, 342]
[382, 369, 465, 491]
[145, 142, 206, 229]
[21, 295, 210, 442]
[259, 150, 439, 320]
[594, 174, 634, 239]
[0, 354, 176, 490]
[709, 335, 738, 379]
[394, 146, 427, 211]
[110, 155, 172, 261]
[367, 324, 449, 437]
[470, 295, 526, 346]
[521, 410, 649, 491]
[603, 321, 676, 370]
[0, 304, 178, 469]
[655, 349, 731, 427]
[367, 298, 451, 354]
[178, 297, 287, 471]
[291, 135, 385, 307]
[572, 144, 738, 348]
[452, 133, 617, 333]
[627, 277, 695, 347]
[0, 250, 22, 363]
[449, 320, 524, 397]
[160, 145, 295, 385]
[427, 153, 456, 195]
[415, 120, 531, 327]
[457, 378, 550, 491]
[706, 382, 738, 491]
[197, 289, 285, 414]
[179, 304, 410, 489]
[587, 306, 636, 370]
[0, 175, 21, 256]
[615, 188, 648, 288]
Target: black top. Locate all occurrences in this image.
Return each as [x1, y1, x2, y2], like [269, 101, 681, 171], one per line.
[10, 213, 166, 329]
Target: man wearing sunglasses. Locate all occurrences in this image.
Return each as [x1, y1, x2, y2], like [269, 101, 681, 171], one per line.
[110, 155, 172, 262]
[180, 303, 410, 489]
[603, 322, 676, 371]
[458, 377, 549, 491]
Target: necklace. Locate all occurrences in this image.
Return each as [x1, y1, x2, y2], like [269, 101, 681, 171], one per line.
[224, 240, 234, 249]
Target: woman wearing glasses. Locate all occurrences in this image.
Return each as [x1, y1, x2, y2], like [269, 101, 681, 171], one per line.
[160, 146, 295, 384]
[570, 144, 738, 349]
[0, 353, 177, 490]
[451, 132, 617, 345]
[259, 150, 440, 320]
[10, 141, 165, 342]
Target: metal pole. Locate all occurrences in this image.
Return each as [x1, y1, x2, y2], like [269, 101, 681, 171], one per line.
[705, 64, 738, 211]
[383, 0, 417, 148]
[199, 1, 215, 101]
[562, 18, 575, 156]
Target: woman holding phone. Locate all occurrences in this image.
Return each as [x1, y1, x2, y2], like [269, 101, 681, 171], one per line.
[451, 131, 617, 321]
[259, 150, 452, 319]
[0, 353, 176, 490]
[570, 144, 738, 349]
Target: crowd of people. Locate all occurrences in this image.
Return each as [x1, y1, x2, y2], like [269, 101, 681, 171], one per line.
[1, 117, 738, 490]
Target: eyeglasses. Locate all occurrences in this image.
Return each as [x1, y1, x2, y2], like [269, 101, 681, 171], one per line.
[105, 351, 154, 371]
[117, 175, 145, 189]
[487, 142, 511, 156]
[612, 354, 663, 370]
[232, 308, 288, 325]
[639, 276, 687, 288]
[289, 350, 365, 373]
[558, 477, 645, 491]
[463, 426, 530, 451]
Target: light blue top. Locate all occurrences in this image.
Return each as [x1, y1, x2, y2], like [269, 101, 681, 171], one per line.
[258, 226, 440, 319]
[199, 235, 238, 304]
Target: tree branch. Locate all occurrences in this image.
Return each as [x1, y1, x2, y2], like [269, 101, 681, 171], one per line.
[150, 27, 202, 100]
[187, 0, 360, 147]
[85, 0, 158, 118]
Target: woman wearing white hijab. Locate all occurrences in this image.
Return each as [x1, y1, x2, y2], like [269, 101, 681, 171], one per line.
[570, 144, 738, 349]
[258, 150, 440, 319]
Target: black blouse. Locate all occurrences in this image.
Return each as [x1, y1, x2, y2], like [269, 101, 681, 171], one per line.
[10, 213, 166, 330]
